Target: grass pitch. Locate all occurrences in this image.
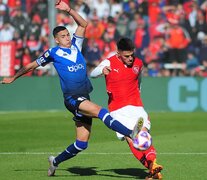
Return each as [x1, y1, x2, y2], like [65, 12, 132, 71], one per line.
[0, 111, 206, 180]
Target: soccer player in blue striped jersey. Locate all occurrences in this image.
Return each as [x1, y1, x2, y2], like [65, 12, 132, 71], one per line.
[0, 1, 139, 176]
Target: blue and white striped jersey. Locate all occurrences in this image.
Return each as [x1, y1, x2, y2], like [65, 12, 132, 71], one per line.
[36, 34, 93, 96]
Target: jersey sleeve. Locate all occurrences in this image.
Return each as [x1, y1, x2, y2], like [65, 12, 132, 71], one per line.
[72, 34, 84, 51]
[36, 49, 54, 67]
[137, 59, 143, 90]
[90, 59, 110, 78]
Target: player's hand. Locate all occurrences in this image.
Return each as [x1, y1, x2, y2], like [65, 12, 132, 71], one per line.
[55, 0, 71, 12]
[102, 66, 111, 75]
[0, 77, 15, 84]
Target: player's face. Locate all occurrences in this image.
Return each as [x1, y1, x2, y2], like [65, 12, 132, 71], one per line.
[118, 50, 135, 67]
[55, 29, 71, 48]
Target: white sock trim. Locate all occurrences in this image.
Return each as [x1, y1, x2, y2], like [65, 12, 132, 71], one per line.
[102, 112, 110, 122]
[110, 119, 115, 126]
[74, 142, 83, 151]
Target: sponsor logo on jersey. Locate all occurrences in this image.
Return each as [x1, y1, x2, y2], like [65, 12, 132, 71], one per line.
[67, 64, 84, 72]
[44, 51, 50, 58]
[113, 68, 119, 73]
[63, 53, 68, 56]
[132, 66, 140, 74]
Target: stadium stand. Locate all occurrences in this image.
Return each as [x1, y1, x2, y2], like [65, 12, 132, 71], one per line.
[0, 0, 207, 77]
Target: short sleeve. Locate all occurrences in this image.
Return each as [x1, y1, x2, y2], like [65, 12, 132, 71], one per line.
[72, 34, 84, 51]
[36, 49, 54, 66]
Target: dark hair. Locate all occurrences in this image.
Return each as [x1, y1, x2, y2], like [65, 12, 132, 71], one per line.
[53, 26, 67, 37]
[117, 37, 135, 51]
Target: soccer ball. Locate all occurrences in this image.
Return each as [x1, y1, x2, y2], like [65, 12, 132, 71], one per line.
[133, 130, 152, 151]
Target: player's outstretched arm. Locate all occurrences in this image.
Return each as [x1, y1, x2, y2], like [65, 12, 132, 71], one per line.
[55, 0, 87, 37]
[0, 61, 39, 84]
[90, 60, 111, 78]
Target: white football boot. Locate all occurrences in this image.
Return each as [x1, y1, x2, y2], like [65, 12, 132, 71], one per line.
[131, 117, 144, 139]
[48, 156, 57, 176]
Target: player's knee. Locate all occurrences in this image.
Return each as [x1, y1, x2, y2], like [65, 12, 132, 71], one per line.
[92, 104, 102, 117]
[75, 140, 88, 150]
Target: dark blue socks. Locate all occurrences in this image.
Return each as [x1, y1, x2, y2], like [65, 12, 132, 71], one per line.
[98, 108, 132, 137]
[54, 140, 88, 166]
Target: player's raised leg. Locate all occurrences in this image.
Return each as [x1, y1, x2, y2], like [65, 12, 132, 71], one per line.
[131, 117, 144, 139]
[78, 100, 138, 138]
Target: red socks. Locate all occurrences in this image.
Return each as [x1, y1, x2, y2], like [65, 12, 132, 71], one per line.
[128, 141, 156, 169]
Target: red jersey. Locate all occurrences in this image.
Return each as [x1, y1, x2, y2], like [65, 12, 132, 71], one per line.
[106, 55, 143, 111]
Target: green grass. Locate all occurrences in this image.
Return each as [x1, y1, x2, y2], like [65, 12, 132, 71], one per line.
[0, 111, 207, 180]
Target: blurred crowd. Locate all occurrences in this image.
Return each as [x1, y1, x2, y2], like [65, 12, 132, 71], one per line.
[0, 0, 207, 77]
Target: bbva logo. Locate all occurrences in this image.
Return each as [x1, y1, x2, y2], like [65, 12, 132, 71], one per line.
[67, 64, 84, 72]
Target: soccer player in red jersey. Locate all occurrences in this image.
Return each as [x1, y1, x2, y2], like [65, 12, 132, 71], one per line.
[90, 37, 163, 179]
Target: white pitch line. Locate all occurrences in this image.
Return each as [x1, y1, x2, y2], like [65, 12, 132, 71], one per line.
[159, 152, 207, 155]
[0, 152, 207, 155]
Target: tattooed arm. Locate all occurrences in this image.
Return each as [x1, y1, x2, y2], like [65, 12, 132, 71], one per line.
[0, 61, 39, 84]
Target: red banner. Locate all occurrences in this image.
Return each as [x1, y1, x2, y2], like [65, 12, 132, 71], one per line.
[0, 42, 15, 76]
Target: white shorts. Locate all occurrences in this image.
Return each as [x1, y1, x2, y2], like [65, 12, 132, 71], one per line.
[110, 105, 151, 140]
